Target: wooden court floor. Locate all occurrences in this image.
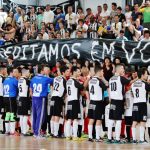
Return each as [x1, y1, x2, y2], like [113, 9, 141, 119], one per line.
[0, 135, 150, 150]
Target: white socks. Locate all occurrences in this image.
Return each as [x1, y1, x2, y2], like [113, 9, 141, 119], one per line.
[54, 122, 59, 136]
[20, 116, 28, 134]
[10, 122, 15, 134]
[88, 125, 93, 139]
[96, 125, 101, 140]
[108, 120, 114, 140]
[73, 121, 78, 138]
[115, 120, 122, 141]
[5, 122, 10, 133]
[66, 120, 71, 137]
[140, 126, 145, 142]
[50, 120, 54, 135]
[132, 127, 136, 141]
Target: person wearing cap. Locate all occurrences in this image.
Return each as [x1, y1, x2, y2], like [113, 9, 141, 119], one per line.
[139, 0, 150, 29]
[116, 30, 128, 41]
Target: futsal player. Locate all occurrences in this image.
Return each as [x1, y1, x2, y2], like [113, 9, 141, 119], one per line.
[131, 67, 150, 144]
[0, 65, 7, 134]
[88, 65, 107, 142]
[30, 65, 53, 138]
[3, 68, 19, 135]
[50, 66, 70, 137]
[66, 66, 84, 140]
[17, 68, 31, 136]
[108, 64, 131, 143]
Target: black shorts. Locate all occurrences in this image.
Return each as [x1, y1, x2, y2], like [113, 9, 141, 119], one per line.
[132, 103, 147, 122]
[4, 97, 17, 114]
[0, 96, 4, 114]
[17, 97, 31, 116]
[66, 100, 81, 120]
[124, 116, 132, 125]
[109, 99, 124, 120]
[50, 96, 64, 117]
[88, 100, 105, 120]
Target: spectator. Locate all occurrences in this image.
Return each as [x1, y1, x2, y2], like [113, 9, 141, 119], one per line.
[59, 22, 65, 39]
[117, 6, 126, 23]
[135, 18, 143, 32]
[37, 7, 44, 30]
[6, 12, 15, 27]
[85, 8, 94, 25]
[139, 0, 150, 29]
[141, 30, 150, 41]
[111, 15, 122, 37]
[0, 24, 16, 41]
[125, 5, 132, 25]
[76, 30, 83, 38]
[87, 17, 98, 38]
[0, 32, 5, 45]
[110, 3, 118, 24]
[14, 7, 21, 22]
[101, 4, 110, 21]
[29, 23, 37, 39]
[97, 18, 109, 37]
[40, 28, 49, 40]
[131, 4, 139, 23]
[65, 5, 76, 33]
[48, 32, 55, 39]
[17, 9, 28, 28]
[56, 31, 62, 39]
[43, 4, 54, 24]
[76, 7, 85, 23]
[95, 5, 102, 23]
[54, 7, 65, 31]
[22, 33, 30, 41]
[65, 30, 70, 39]
[116, 30, 128, 41]
[76, 19, 88, 38]
[36, 32, 43, 40]
[27, 6, 37, 24]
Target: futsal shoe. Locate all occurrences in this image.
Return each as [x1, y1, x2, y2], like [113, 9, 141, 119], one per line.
[88, 138, 94, 142]
[106, 139, 114, 144]
[66, 137, 72, 140]
[95, 138, 103, 142]
[132, 140, 138, 144]
[138, 141, 148, 144]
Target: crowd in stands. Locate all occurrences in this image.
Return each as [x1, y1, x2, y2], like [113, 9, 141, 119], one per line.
[0, 1, 150, 45]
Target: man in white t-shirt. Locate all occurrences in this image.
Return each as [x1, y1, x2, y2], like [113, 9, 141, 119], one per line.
[43, 4, 54, 24]
[101, 4, 110, 24]
[65, 5, 76, 31]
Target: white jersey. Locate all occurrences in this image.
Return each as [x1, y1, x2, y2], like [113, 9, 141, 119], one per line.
[124, 90, 133, 116]
[131, 79, 150, 104]
[18, 77, 29, 97]
[66, 78, 83, 102]
[0, 75, 4, 96]
[52, 76, 66, 98]
[109, 75, 130, 100]
[89, 76, 106, 101]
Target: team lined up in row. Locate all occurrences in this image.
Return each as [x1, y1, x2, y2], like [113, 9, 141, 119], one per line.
[0, 64, 149, 144]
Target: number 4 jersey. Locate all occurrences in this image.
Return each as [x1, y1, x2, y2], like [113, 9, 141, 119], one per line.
[131, 79, 150, 103]
[109, 75, 130, 100]
[18, 77, 30, 97]
[52, 76, 66, 98]
[89, 76, 107, 101]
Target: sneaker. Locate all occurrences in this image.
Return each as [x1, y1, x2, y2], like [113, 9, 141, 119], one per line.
[95, 139, 103, 142]
[88, 138, 94, 142]
[139, 140, 148, 144]
[81, 134, 88, 139]
[5, 132, 10, 136]
[33, 134, 37, 138]
[23, 133, 32, 136]
[36, 135, 46, 139]
[132, 140, 138, 144]
[53, 135, 59, 138]
[106, 139, 114, 144]
[113, 140, 124, 144]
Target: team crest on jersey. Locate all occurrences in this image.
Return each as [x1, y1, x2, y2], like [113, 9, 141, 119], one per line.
[67, 105, 72, 110]
[143, 116, 147, 121]
[133, 106, 138, 111]
[89, 104, 96, 110]
[50, 101, 54, 106]
[110, 104, 116, 110]
[78, 113, 81, 118]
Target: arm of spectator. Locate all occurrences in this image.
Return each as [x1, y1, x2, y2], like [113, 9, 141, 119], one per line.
[138, 3, 146, 13]
[0, 28, 16, 34]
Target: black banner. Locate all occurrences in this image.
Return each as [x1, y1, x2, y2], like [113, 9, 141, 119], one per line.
[0, 39, 150, 65]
